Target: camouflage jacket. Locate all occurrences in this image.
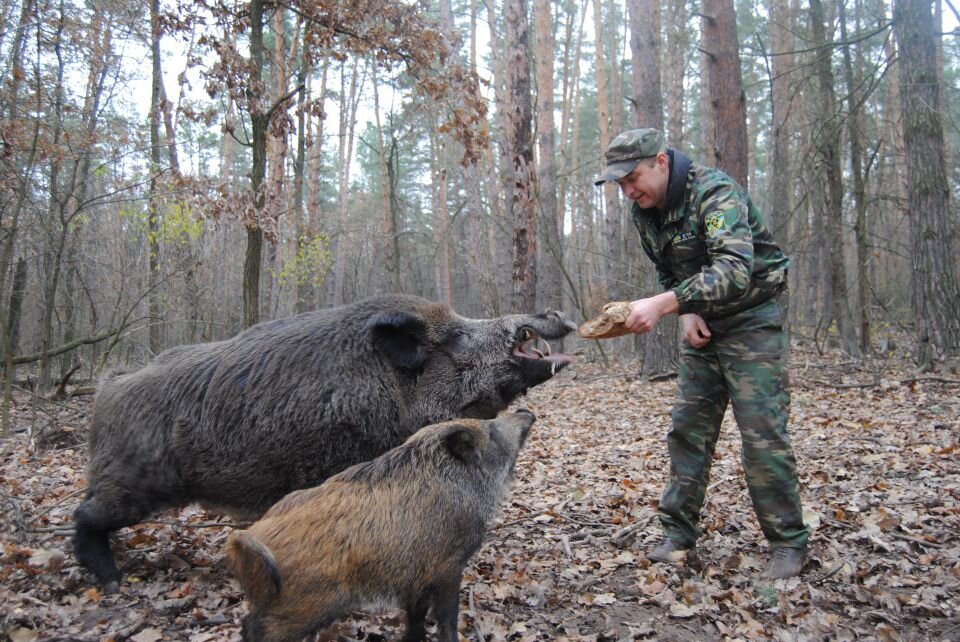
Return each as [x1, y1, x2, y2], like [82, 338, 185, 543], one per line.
[631, 150, 789, 320]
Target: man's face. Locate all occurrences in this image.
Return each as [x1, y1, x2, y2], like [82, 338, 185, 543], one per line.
[616, 153, 669, 210]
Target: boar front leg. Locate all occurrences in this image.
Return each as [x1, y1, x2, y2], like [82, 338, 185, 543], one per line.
[402, 577, 461, 642]
[74, 476, 168, 592]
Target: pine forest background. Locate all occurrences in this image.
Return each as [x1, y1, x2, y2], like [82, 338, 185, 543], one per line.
[0, 0, 958, 416]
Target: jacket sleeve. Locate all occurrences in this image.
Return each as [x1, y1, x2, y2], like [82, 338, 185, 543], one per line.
[669, 181, 754, 314]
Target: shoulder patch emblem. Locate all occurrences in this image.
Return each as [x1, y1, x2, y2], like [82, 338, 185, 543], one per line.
[704, 211, 726, 237]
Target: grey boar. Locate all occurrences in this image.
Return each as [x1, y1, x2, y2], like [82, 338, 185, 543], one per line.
[75, 294, 574, 592]
[226, 410, 536, 642]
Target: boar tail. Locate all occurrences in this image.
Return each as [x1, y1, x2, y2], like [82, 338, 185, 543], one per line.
[227, 530, 283, 605]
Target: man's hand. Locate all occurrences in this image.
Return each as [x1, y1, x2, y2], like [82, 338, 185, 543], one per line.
[680, 313, 711, 348]
[625, 291, 679, 334]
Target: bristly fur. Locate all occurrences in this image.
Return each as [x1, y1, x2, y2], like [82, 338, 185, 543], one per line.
[227, 411, 535, 642]
[73, 294, 574, 591]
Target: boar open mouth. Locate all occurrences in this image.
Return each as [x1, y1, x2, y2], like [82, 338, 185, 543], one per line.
[511, 327, 573, 375]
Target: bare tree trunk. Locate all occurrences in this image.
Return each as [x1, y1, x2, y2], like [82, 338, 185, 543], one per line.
[371, 62, 396, 295]
[767, 0, 796, 248]
[533, 0, 562, 313]
[810, 0, 857, 355]
[306, 55, 329, 306]
[700, 0, 749, 187]
[839, 0, 871, 355]
[430, 124, 452, 305]
[593, 0, 620, 304]
[264, 6, 290, 318]
[664, 0, 687, 147]
[148, 0, 163, 354]
[504, 0, 537, 312]
[627, 0, 662, 128]
[332, 58, 360, 306]
[244, 0, 267, 327]
[293, 19, 312, 312]
[894, 0, 960, 365]
[627, 0, 676, 376]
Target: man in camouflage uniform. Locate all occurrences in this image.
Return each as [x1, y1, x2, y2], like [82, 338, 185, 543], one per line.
[594, 128, 809, 579]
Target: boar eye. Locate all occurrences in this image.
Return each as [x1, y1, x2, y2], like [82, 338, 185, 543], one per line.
[446, 329, 470, 349]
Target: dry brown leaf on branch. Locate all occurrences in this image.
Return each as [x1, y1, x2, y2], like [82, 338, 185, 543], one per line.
[578, 301, 633, 339]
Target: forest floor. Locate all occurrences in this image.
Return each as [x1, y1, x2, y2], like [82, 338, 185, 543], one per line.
[1, 336, 959, 642]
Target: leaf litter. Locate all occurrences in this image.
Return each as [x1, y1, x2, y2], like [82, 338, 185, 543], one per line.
[1, 341, 958, 641]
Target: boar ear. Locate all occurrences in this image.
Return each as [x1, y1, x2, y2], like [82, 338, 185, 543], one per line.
[367, 312, 428, 371]
[443, 425, 482, 467]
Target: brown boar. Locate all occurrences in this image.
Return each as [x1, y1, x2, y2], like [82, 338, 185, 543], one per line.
[227, 410, 536, 642]
[74, 295, 574, 592]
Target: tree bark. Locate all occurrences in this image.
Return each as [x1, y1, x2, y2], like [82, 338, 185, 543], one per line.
[839, 0, 871, 355]
[810, 0, 857, 355]
[894, 0, 960, 365]
[504, 0, 537, 312]
[244, 0, 268, 327]
[700, 0, 749, 187]
[593, 0, 621, 304]
[533, 0, 562, 313]
[626, 0, 662, 128]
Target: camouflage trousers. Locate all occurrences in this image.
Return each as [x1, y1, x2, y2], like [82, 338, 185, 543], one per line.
[659, 296, 809, 549]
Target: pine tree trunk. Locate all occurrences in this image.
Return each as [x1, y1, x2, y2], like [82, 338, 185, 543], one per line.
[505, 0, 537, 312]
[700, 0, 749, 187]
[533, 0, 562, 313]
[894, 0, 960, 365]
[810, 0, 857, 355]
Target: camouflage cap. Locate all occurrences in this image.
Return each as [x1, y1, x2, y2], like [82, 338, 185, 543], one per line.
[593, 128, 666, 186]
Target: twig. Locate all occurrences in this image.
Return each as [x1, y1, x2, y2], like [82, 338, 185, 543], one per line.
[567, 527, 614, 542]
[610, 514, 656, 549]
[141, 518, 250, 529]
[26, 526, 74, 535]
[707, 474, 738, 492]
[37, 487, 86, 516]
[811, 560, 847, 584]
[888, 531, 942, 549]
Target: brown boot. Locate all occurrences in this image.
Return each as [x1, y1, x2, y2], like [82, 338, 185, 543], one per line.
[763, 546, 806, 579]
[647, 539, 692, 563]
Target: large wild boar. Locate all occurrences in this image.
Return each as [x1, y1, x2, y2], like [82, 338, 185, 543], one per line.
[227, 410, 536, 642]
[75, 295, 574, 592]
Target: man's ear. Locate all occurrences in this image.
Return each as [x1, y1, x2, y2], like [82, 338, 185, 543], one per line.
[366, 312, 428, 371]
[442, 425, 482, 467]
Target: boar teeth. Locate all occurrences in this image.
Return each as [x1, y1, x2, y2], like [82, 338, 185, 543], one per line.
[537, 338, 552, 356]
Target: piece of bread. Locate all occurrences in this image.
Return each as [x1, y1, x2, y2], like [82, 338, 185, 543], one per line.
[578, 301, 633, 339]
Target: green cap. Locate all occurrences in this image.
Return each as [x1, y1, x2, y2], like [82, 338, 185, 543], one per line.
[594, 128, 666, 185]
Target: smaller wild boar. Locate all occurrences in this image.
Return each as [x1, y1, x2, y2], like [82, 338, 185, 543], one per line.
[226, 410, 536, 642]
